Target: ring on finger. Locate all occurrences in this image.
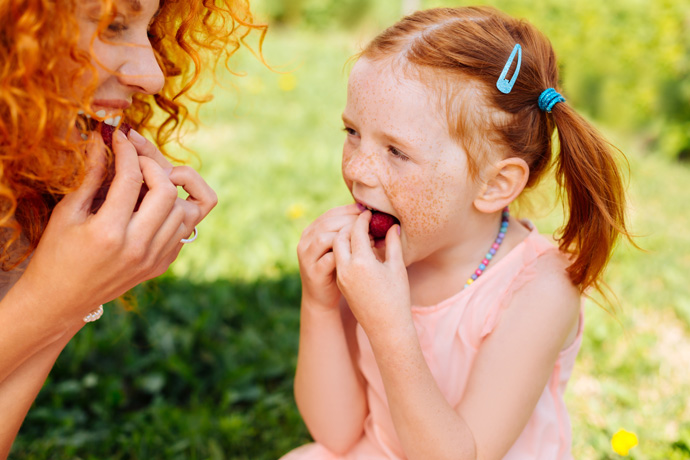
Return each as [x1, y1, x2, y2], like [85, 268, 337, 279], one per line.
[181, 226, 198, 244]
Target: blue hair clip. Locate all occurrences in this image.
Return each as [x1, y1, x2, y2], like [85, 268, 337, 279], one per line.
[496, 44, 522, 94]
[538, 88, 566, 112]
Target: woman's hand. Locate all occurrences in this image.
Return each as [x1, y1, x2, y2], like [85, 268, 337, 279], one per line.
[332, 210, 411, 336]
[14, 129, 216, 327]
[297, 204, 362, 312]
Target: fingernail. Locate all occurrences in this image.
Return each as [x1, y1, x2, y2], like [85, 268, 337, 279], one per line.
[114, 130, 127, 141]
[128, 130, 146, 145]
[356, 203, 366, 211]
[397, 225, 401, 235]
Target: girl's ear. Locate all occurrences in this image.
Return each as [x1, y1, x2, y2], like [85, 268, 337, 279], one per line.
[474, 157, 529, 213]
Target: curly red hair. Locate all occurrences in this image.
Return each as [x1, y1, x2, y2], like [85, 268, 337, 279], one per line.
[0, 0, 266, 269]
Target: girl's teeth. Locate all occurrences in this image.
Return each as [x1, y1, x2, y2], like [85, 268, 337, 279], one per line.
[104, 117, 116, 126]
[95, 110, 107, 118]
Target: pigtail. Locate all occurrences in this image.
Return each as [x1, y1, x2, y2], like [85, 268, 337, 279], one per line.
[550, 102, 630, 293]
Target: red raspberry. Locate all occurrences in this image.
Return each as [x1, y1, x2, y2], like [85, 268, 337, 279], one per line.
[369, 211, 398, 238]
[99, 121, 132, 150]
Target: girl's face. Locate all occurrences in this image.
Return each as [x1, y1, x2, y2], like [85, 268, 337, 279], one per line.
[74, 0, 164, 117]
[342, 58, 484, 266]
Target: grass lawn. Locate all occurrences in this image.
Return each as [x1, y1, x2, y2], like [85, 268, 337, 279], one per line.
[12, 28, 690, 459]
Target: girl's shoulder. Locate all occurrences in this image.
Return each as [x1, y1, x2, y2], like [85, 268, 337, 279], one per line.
[465, 221, 580, 346]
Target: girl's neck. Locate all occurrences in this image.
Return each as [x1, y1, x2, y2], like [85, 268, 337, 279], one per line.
[406, 215, 531, 307]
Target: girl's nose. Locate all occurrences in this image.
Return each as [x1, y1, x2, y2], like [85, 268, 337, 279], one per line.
[117, 42, 165, 96]
[342, 148, 379, 188]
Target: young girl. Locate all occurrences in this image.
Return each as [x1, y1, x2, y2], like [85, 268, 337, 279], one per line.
[285, 6, 629, 460]
[0, 0, 264, 455]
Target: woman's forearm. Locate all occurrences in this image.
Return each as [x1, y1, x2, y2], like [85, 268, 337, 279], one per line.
[0, 319, 82, 459]
[0, 279, 86, 384]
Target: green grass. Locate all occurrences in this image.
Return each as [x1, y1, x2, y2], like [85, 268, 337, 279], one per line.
[12, 28, 690, 460]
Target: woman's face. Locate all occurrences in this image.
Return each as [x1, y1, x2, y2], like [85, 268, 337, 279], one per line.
[74, 0, 164, 118]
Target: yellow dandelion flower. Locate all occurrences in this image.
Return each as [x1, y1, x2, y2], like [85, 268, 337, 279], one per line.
[278, 73, 297, 92]
[611, 428, 638, 456]
[287, 203, 305, 220]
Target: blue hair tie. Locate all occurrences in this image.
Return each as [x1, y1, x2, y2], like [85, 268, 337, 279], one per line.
[496, 44, 521, 94]
[538, 88, 565, 112]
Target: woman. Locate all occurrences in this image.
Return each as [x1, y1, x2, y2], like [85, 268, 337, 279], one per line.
[0, 0, 265, 455]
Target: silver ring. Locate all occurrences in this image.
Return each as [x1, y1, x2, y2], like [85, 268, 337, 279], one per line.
[83, 304, 104, 323]
[181, 226, 198, 244]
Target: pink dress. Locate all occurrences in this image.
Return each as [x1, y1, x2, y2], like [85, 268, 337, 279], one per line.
[282, 225, 583, 460]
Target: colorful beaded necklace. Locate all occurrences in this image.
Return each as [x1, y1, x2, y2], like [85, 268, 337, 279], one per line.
[463, 207, 510, 289]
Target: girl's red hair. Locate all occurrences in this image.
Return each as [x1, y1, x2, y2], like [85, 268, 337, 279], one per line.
[362, 6, 630, 296]
[0, 0, 266, 268]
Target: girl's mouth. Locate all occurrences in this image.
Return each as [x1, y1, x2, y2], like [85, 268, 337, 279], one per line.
[363, 205, 400, 243]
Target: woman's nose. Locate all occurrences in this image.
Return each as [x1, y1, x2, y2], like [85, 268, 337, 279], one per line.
[118, 42, 165, 95]
[342, 148, 379, 188]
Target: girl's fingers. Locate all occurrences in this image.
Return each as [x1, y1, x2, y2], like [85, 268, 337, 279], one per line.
[58, 136, 108, 218]
[128, 130, 174, 173]
[168, 166, 218, 220]
[350, 211, 374, 257]
[97, 130, 146, 223]
[384, 225, 404, 267]
[314, 251, 336, 277]
[332, 227, 352, 268]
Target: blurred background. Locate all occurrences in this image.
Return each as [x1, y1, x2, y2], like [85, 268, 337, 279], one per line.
[12, 0, 690, 458]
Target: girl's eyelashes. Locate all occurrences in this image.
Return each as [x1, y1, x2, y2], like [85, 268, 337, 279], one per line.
[388, 145, 409, 161]
[343, 127, 358, 136]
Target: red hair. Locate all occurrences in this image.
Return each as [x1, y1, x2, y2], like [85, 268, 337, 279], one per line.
[362, 6, 630, 295]
[0, 0, 266, 269]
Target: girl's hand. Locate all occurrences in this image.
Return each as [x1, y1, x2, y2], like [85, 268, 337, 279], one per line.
[16, 130, 216, 326]
[297, 204, 362, 312]
[333, 211, 411, 335]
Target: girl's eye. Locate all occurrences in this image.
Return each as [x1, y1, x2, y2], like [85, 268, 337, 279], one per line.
[389, 146, 409, 161]
[343, 127, 357, 136]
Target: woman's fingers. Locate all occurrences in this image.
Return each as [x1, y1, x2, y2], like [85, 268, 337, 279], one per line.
[147, 197, 199, 257]
[168, 166, 218, 219]
[128, 130, 173, 173]
[57, 136, 108, 218]
[97, 131, 146, 223]
[129, 156, 180, 241]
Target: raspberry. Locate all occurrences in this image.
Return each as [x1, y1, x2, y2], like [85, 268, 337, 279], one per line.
[369, 211, 398, 238]
[99, 121, 132, 150]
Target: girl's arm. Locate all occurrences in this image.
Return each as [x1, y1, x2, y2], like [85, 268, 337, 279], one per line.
[293, 205, 368, 453]
[335, 212, 580, 460]
[294, 298, 368, 454]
